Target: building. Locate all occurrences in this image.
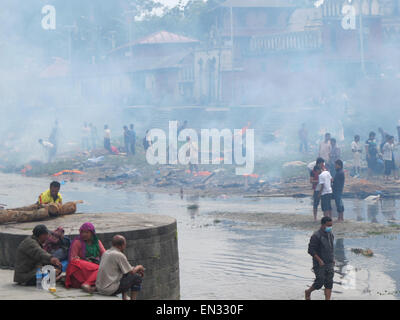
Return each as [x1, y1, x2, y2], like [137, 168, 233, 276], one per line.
[38, 31, 200, 107]
[198, 0, 400, 106]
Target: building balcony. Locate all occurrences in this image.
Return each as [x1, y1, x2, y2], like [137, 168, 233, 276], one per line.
[249, 30, 323, 54]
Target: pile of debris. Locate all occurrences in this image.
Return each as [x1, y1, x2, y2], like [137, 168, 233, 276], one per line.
[351, 248, 374, 257]
[346, 179, 382, 198]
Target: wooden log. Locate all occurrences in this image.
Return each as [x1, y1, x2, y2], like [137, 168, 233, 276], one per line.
[47, 201, 81, 217]
[9, 204, 41, 211]
[59, 201, 78, 215]
[48, 203, 62, 217]
[0, 208, 49, 224]
[0, 201, 83, 224]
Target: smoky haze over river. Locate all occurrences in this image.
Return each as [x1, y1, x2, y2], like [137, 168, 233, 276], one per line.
[0, 0, 400, 169]
[0, 0, 400, 300]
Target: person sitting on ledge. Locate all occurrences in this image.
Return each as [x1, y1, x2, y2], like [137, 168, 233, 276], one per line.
[14, 224, 62, 286]
[96, 235, 145, 300]
[38, 181, 63, 205]
[44, 227, 71, 277]
[65, 222, 106, 293]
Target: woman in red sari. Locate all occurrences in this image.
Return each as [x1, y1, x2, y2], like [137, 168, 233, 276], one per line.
[65, 222, 106, 293]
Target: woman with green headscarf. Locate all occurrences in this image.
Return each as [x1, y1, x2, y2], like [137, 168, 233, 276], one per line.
[65, 222, 106, 292]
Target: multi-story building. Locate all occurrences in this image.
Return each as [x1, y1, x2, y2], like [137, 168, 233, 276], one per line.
[196, 0, 400, 106]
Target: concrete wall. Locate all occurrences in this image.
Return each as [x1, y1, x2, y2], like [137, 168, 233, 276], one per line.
[0, 212, 180, 300]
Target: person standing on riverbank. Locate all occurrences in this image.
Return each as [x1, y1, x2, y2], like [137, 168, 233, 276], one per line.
[129, 124, 136, 155]
[104, 125, 112, 154]
[319, 133, 331, 170]
[332, 160, 345, 222]
[328, 138, 341, 178]
[316, 164, 333, 218]
[305, 217, 335, 300]
[310, 163, 322, 221]
[365, 131, 379, 179]
[123, 126, 130, 154]
[143, 130, 152, 152]
[383, 136, 395, 181]
[49, 120, 59, 158]
[299, 123, 308, 153]
[351, 135, 362, 177]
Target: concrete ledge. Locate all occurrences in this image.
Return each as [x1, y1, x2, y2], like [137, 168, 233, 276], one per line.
[0, 212, 180, 300]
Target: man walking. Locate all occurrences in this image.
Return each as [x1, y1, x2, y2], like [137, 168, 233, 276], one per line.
[305, 217, 335, 300]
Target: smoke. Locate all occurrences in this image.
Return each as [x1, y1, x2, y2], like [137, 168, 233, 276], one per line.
[0, 0, 399, 176]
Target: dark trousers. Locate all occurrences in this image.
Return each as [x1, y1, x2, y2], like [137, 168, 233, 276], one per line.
[333, 193, 344, 213]
[104, 138, 111, 153]
[124, 139, 130, 154]
[130, 142, 135, 155]
[312, 263, 334, 290]
[114, 273, 143, 295]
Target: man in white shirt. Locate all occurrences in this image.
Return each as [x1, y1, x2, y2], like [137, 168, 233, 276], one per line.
[38, 139, 55, 163]
[351, 135, 362, 177]
[319, 133, 331, 166]
[96, 235, 145, 300]
[316, 165, 333, 218]
[382, 136, 395, 181]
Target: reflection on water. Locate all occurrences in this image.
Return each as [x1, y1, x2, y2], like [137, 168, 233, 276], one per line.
[1, 174, 400, 299]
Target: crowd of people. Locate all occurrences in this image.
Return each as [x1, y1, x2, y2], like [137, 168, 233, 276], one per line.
[303, 125, 400, 300]
[13, 182, 145, 300]
[301, 123, 400, 182]
[36, 120, 194, 163]
[307, 126, 400, 223]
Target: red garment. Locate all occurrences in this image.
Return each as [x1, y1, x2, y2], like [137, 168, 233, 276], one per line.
[65, 259, 99, 288]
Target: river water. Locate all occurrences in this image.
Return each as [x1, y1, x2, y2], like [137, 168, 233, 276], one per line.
[1, 173, 400, 300]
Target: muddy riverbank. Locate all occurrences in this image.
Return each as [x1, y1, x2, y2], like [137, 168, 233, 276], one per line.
[210, 211, 400, 238]
[3, 150, 400, 202]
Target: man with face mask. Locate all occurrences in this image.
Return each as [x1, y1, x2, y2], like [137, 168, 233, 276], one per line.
[96, 235, 145, 300]
[305, 217, 335, 300]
